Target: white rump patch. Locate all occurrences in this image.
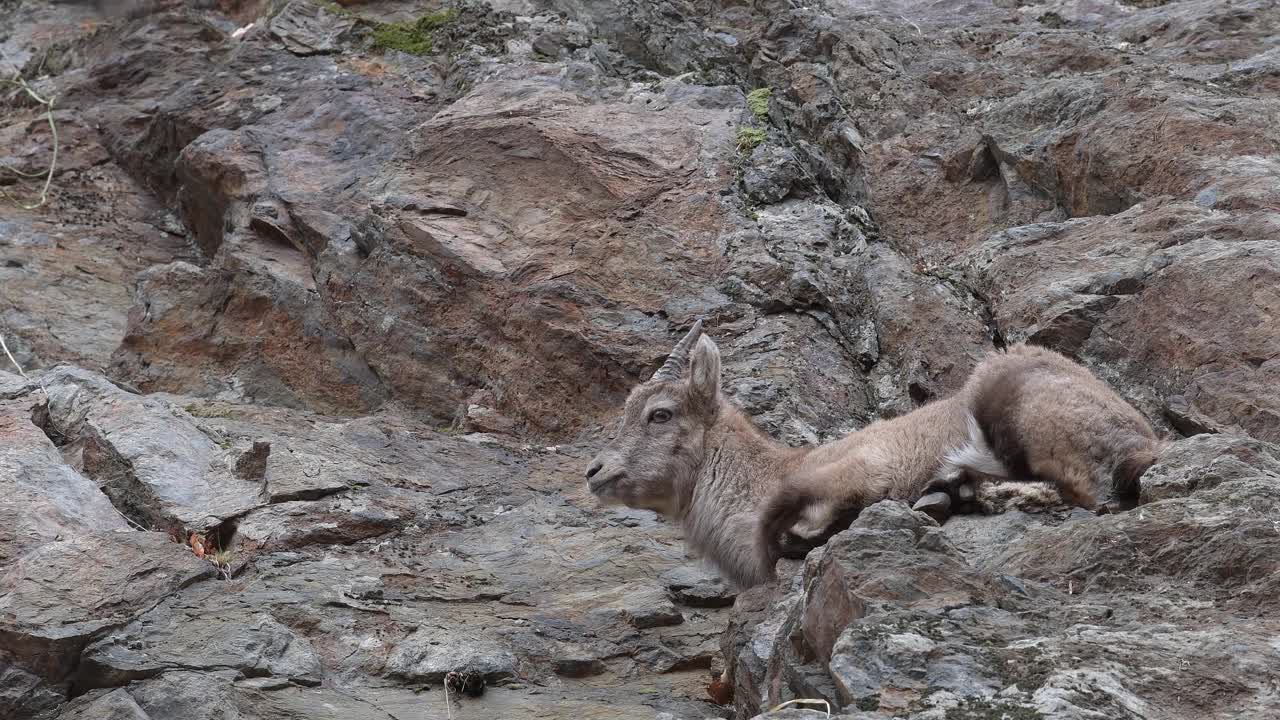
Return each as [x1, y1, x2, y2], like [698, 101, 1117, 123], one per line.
[937, 413, 1010, 482]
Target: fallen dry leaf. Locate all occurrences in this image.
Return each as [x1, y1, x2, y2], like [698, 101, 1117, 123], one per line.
[706, 676, 733, 705]
[189, 533, 206, 559]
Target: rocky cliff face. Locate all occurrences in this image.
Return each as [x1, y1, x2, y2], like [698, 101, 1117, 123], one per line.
[2, 0, 1278, 718]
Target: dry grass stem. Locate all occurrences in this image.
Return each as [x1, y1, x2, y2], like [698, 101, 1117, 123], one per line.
[1, 51, 59, 210]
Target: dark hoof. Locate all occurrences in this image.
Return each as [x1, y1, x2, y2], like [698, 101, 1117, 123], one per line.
[923, 476, 957, 495]
[1094, 496, 1138, 516]
[913, 491, 952, 524]
[775, 531, 817, 560]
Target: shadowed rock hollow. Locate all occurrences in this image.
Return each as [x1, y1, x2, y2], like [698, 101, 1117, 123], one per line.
[1, 0, 1278, 718]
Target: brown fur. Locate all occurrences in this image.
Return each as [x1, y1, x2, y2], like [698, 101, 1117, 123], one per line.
[754, 343, 1164, 582]
[757, 485, 864, 568]
[965, 344, 1163, 510]
[587, 327, 805, 586]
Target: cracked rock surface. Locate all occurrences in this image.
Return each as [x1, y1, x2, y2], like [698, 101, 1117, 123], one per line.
[2, 0, 1279, 718]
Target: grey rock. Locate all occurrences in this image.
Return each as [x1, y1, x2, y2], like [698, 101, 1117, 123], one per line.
[741, 144, 809, 205]
[118, 671, 242, 720]
[617, 586, 685, 629]
[663, 564, 738, 608]
[38, 367, 265, 532]
[269, 0, 357, 56]
[750, 711, 886, 720]
[0, 369, 35, 399]
[79, 605, 323, 689]
[0, 665, 64, 720]
[939, 509, 1043, 570]
[386, 627, 519, 683]
[1, 532, 213, 714]
[228, 684, 399, 719]
[1140, 433, 1280, 503]
[0, 395, 128, 565]
[49, 689, 150, 720]
[995, 473, 1280, 610]
[234, 496, 404, 553]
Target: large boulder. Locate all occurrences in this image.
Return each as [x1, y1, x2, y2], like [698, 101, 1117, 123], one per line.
[0, 388, 128, 565]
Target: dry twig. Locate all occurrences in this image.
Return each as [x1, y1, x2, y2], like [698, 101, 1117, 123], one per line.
[769, 698, 832, 717]
[0, 332, 48, 398]
[1, 52, 59, 209]
[443, 677, 453, 720]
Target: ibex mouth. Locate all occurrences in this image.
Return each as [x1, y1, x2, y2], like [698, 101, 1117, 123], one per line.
[588, 471, 625, 494]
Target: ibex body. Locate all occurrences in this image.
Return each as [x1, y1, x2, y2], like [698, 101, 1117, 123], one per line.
[586, 322, 1163, 588]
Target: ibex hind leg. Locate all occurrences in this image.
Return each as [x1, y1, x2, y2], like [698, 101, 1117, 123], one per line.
[1095, 445, 1159, 515]
[969, 344, 1161, 514]
[1013, 424, 1157, 514]
[967, 364, 1098, 509]
[1027, 457, 1099, 509]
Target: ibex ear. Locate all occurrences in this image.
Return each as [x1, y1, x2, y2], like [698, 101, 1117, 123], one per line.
[688, 335, 721, 406]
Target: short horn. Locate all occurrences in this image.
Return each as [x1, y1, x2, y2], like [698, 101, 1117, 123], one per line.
[652, 319, 704, 381]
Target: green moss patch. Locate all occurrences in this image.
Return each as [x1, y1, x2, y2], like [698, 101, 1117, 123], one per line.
[746, 87, 772, 121]
[736, 126, 766, 152]
[371, 8, 458, 55]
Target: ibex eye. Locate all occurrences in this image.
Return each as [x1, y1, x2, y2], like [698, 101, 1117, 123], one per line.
[649, 408, 672, 424]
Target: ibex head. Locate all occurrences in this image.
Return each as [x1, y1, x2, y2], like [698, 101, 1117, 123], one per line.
[585, 320, 722, 517]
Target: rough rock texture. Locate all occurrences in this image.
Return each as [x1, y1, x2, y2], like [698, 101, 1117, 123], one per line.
[3, 0, 1279, 717]
[2, 374, 731, 719]
[37, 366, 268, 533]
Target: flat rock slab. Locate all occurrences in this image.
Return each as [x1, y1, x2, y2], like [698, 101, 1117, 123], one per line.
[0, 532, 213, 698]
[233, 496, 406, 553]
[0, 396, 127, 564]
[385, 628, 519, 684]
[662, 564, 737, 608]
[56, 672, 716, 720]
[79, 604, 323, 690]
[39, 367, 266, 532]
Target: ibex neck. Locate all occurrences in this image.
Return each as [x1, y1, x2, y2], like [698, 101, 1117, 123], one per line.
[675, 400, 800, 586]
[680, 401, 798, 518]
[711, 402, 792, 460]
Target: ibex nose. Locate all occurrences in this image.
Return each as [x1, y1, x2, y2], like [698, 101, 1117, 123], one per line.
[585, 459, 604, 480]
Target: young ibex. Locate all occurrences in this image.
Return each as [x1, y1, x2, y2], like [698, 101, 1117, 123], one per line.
[585, 321, 1163, 588]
